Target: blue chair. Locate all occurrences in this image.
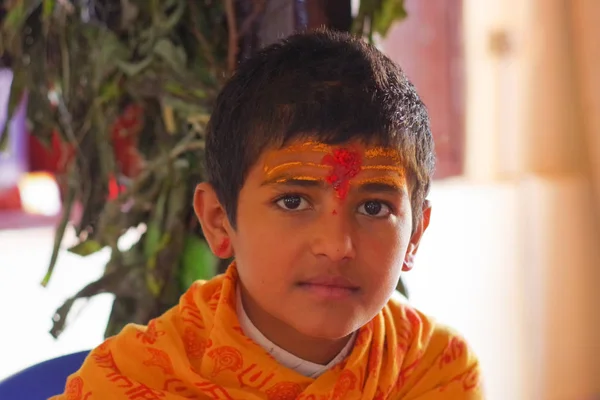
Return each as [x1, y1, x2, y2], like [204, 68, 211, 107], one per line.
[0, 350, 89, 399]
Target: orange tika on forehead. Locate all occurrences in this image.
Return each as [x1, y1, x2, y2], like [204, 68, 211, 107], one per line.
[263, 141, 406, 199]
[281, 140, 332, 153]
[263, 161, 328, 175]
[280, 141, 403, 161]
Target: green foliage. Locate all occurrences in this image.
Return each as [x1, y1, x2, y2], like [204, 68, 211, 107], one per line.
[353, 0, 407, 41]
[1, 0, 407, 339]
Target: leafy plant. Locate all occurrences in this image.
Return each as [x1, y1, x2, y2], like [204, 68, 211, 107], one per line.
[1, 0, 406, 339]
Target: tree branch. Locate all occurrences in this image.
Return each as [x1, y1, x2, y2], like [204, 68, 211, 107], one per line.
[187, 0, 217, 74]
[238, 0, 266, 38]
[225, 0, 238, 74]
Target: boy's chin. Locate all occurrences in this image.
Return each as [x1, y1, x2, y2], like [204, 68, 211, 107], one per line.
[291, 317, 363, 342]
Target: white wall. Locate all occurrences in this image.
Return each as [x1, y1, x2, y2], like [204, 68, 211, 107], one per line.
[405, 179, 528, 399]
[0, 229, 111, 380]
[406, 175, 600, 400]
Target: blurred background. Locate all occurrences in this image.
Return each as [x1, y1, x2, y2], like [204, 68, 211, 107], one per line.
[0, 1, 599, 399]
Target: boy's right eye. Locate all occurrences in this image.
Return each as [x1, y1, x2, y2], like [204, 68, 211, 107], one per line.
[275, 195, 310, 211]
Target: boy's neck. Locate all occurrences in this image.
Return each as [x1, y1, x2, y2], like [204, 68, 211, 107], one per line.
[239, 285, 352, 365]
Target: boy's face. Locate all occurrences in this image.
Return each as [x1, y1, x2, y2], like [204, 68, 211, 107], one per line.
[194, 139, 431, 341]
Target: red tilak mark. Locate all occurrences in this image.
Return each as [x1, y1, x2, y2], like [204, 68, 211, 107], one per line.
[332, 209, 338, 215]
[322, 148, 362, 199]
[216, 238, 230, 257]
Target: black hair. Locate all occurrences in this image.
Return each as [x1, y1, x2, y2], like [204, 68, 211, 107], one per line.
[205, 29, 435, 230]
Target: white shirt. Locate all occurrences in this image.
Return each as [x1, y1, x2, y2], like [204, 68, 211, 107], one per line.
[236, 287, 356, 378]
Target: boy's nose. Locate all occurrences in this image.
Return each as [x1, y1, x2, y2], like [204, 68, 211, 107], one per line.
[309, 211, 356, 262]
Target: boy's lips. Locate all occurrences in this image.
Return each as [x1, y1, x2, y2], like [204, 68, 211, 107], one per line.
[300, 275, 358, 288]
[297, 275, 359, 299]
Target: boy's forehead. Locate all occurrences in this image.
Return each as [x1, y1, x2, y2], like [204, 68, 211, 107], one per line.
[252, 139, 409, 199]
[261, 139, 403, 165]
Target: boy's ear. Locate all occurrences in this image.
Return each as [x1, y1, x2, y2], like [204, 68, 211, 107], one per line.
[193, 183, 234, 259]
[402, 200, 432, 272]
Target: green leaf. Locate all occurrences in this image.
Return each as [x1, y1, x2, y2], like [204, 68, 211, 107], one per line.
[373, 0, 408, 37]
[3, 1, 25, 31]
[4, 11, 23, 30]
[160, 95, 205, 116]
[146, 232, 171, 270]
[68, 240, 105, 256]
[0, 131, 8, 152]
[93, 31, 130, 87]
[41, 177, 76, 287]
[143, 183, 172, 271]
[42, 0, 55, 19]
[2, 0, 44, 44]
[0, 72, 26, 151]
[146, 274, 162, 296]
[144, 221, 162, 259]
[153, 39, 187, 76]
[179, 234, 217, 290]
[156, 0, 186, 33]
[98, 80, 122, 104]
[116, 57, 153, 77]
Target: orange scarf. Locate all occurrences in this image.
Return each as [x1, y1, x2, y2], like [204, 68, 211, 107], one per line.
[51, 266, 482, 399]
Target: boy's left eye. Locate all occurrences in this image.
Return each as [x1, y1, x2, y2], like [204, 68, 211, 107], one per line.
[357, 200, 392, 217]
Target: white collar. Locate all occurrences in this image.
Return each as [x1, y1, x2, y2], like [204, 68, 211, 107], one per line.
[236, 286, 356, 378]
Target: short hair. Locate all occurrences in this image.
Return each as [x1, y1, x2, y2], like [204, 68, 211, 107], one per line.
[205, 29, 435, 230]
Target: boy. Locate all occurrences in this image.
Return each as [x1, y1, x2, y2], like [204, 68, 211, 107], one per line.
[53, 29, 482, 399]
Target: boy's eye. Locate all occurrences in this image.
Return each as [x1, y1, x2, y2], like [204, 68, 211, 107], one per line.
[276, 195, 310, 211]
[358, 200, 391, 217]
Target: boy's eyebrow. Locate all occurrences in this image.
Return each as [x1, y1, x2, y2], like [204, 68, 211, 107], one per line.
[261, 175, 406, 194]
